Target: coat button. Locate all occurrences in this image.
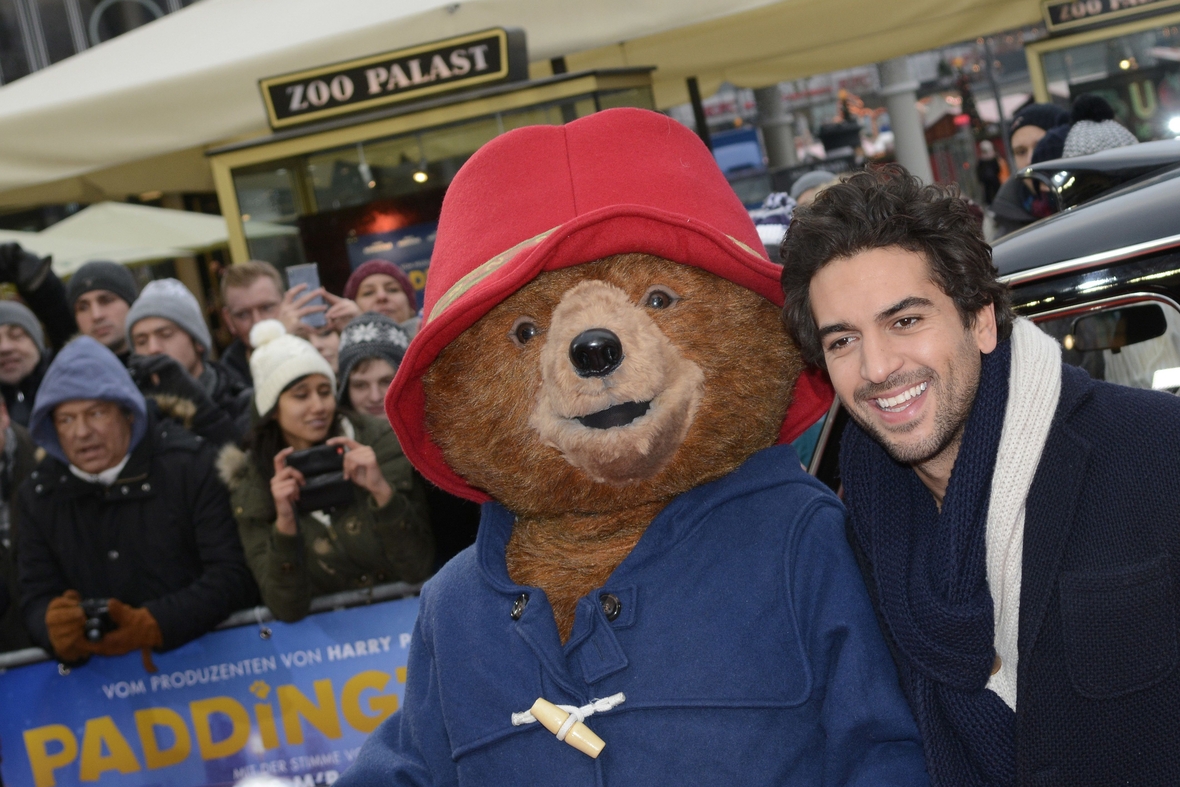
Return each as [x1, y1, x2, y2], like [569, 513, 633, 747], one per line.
[107, 550, 119, 561]
[141, 483, 151, 492]
[34, 484, 43, 493]
[510, 593, 529, 620]
[120, 486, 129, 495]
[358, 574, 370, 585]
[600, 593, 622, 621]
[992, 653, 1002, 676]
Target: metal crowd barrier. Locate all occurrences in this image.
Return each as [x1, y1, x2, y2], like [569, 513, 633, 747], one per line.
[0, 581, 421, 671]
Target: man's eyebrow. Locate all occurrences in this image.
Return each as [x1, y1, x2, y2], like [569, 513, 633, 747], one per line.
[817, 321, 854, 340]
[876, 296, 934, 323]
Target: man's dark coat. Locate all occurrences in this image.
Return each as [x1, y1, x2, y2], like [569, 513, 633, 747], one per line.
[0, 424, 37, 652]
[16, 412, 259, 652]
[849, 364, 1180, 786]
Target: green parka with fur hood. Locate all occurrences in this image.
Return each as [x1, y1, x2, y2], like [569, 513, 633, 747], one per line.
[218, 413, 433, 622]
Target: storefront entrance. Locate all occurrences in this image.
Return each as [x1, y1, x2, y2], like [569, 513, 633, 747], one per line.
[208, 65, 654, 301]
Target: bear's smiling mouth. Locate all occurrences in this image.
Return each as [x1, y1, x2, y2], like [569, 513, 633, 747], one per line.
[576, 400, 651, 429]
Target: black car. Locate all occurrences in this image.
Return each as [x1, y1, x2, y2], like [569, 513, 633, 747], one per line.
[807, 156, 1180, 489]
[987, 138, 1180, 239]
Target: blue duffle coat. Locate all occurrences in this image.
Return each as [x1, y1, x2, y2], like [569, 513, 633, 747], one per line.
[339, 445, 929, 786]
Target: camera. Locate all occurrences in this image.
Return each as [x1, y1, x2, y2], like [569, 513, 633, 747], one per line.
[286, 444, 355, 513]
[81, 598, 116, 643]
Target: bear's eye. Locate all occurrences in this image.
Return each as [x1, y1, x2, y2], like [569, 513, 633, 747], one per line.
[642, 287, 678, 310]
[510, 317, 540, 348]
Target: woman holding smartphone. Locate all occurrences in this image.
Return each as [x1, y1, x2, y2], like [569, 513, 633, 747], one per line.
[218, 320, 433, 621]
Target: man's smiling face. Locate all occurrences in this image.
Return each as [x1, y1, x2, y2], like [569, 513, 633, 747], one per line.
[809, 246, 997, 467]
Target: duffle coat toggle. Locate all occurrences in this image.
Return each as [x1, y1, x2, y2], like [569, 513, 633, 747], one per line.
[511, 693, 626, 758]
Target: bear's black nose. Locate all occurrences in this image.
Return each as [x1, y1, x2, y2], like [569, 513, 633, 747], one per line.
[570, 329, 623, 377]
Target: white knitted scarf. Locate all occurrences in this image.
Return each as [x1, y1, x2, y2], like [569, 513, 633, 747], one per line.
[985, 318, 1062, 709]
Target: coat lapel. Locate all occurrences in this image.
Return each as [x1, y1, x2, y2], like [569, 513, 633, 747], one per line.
[1018, 366, 1094, 660]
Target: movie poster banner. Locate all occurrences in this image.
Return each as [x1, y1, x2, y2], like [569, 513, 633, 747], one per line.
[0, 597, 419, 787]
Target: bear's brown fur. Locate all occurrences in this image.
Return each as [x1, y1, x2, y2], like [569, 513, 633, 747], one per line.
[422, 253, 802, 640]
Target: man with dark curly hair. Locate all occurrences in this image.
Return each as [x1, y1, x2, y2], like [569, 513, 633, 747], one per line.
[781, 165, 1180, 787]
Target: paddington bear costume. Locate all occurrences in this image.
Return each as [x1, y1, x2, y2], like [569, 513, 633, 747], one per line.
[338, 109, 928, 786]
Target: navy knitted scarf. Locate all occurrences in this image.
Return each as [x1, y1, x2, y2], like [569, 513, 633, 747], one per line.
[841, 339, 1016, 787]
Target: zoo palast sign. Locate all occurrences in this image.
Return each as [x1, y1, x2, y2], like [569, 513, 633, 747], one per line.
[1042, 0, 1180, 33]
[260, 28, 528, 129]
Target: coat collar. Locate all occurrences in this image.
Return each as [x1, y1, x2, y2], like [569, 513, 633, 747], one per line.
[473, 444, 809, 693]
[474, 443, 807, 595]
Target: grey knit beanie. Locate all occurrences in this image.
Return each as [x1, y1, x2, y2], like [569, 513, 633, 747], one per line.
[337, 312, 410, 403]
[125, 278, 213, 354]
[66, 260, 139, 309]
[1062, 119, 1139, 158]
[789, 170, 839, 201]
[0, 300, 45, 353]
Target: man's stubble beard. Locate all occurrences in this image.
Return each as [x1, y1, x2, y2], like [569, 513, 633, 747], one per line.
[847, 335, 982, 468]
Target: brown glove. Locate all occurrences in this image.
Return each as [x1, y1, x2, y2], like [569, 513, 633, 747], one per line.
[93, 598, 164, 673]
[45, 590, 90, 663]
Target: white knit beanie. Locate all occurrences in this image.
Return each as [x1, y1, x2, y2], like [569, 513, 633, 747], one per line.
[248, 320, 336, 415]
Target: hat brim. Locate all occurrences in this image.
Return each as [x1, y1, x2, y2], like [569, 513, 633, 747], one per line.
[386, 203, 833, 502]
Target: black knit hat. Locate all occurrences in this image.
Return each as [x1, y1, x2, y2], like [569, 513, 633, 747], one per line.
[1031, 123, 1071, 164]
[1009, 102, 1070, 142]
[66, 260, 139, 309]
[336, 312, 411, 403]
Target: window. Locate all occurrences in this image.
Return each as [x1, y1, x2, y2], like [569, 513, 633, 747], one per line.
[1035, 297, 1180, 393]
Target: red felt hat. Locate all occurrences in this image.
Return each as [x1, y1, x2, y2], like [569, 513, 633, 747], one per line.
[386, 107, 833, 502]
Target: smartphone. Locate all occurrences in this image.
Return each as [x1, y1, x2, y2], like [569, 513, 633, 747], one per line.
[286, 444, 345, 477]
[286, 263, 326, 328]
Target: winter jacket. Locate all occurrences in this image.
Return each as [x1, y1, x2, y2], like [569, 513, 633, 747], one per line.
[987, 177, 1041, 240]
[221, 338, 251, 385]
[338, 444, 929, 787]
[2, 352, 51, 427]
[16, 411, 259, 652]
[19, 269, 77, 351]
[0, 423, 37, 652]
[219, 414, 433, 623]
[200, 357, 253, 440]
[849, 364, 1180, 786]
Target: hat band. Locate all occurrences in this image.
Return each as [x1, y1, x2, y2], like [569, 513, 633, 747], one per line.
[429, 226, 767, 322]
[430, 227, 558, 320]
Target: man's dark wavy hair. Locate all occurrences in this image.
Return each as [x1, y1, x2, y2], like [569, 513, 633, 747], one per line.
[780, 165, 1014, 368]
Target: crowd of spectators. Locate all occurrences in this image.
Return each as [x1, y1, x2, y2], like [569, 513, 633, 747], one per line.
[0, 245, 475, 668]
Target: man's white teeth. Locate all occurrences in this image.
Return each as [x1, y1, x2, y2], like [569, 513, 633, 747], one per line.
[876, 382, 927, 411]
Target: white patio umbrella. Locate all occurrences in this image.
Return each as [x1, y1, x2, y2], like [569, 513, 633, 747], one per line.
[40, 201, 296, 253]
[0, 228, 182, 278]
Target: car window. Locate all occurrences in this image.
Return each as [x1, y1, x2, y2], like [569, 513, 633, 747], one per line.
[1035, 300, 1180, 394]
